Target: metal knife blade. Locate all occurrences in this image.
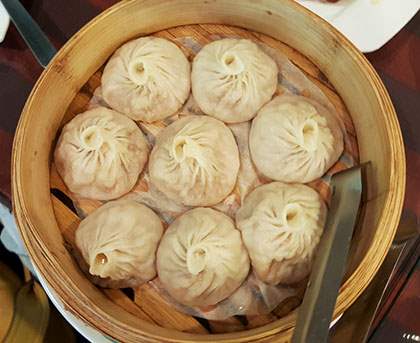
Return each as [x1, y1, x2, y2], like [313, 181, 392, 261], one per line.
[1, 0, 56, 67]
[329, 210, 419, 342]
[292, 165, 363, 343]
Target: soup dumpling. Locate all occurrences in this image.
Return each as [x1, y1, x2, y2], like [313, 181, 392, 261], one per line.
[54, 107, 149, 200]
[157, 207, 250, 306]
[192, 39, 278, 123]
[149, 115, 240, 206]
[75, 200, 164, 288]
[250, 95, 344, 183]
[102, 37, 191, 122]
[236, 182, 327, 285]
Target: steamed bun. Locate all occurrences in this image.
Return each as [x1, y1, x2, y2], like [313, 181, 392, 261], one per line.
[102, 37, 190, 122]
[149, 116, 240, 206]
[236, 182, 327, 285]
[250, 95, 344, 183]
[157, 208, 250, 306]
[75, 200, 163, 288]
[54, 107, 148, 200]
[192, 39, 278, 123]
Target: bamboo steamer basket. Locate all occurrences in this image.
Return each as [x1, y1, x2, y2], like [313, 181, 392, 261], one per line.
[12, 0, 405, 342]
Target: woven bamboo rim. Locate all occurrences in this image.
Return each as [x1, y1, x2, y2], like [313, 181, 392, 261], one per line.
[12, 0, 405, 341]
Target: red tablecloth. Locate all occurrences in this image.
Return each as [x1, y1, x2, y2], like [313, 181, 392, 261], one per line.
[0, 1, 419, 341]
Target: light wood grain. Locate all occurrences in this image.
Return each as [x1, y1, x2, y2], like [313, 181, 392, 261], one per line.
[134, 283, 208, 334]
[51, 195, 79, 245]
[12, 0, 405, 342]
[246, 314, 278, 330]
[103, 289, 154, 323]
[208, 317, 246, 333]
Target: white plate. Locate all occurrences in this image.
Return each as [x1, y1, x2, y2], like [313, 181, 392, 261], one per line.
[297, 0, 420, 52]
[0, 2, 10, 43]
[32, 263, 113, 343]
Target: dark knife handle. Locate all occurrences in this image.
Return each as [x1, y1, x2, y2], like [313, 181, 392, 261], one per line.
[1, 0, 56, 67]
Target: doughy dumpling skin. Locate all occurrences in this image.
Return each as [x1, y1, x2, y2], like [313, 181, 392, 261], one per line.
[102, 37, 191, 122]
[149, 115, 240, 206]
[192, 39, 278, 123]
[75, 200, 164, 288]
[250, 95, 344, 183]
[236, 182, 327, 285]
[54, 107, 149, 200]
[157, 208, 250, 306]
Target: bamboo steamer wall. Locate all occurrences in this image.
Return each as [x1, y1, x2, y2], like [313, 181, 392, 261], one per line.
[12, 0, 405, 342]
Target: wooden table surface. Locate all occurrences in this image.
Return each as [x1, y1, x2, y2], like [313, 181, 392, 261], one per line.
[0, 1, 419, 341]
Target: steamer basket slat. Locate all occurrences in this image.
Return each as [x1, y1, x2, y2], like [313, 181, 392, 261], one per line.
[12, 1, 405, 342]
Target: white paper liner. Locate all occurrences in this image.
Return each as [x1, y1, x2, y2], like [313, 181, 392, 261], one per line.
[70, 34, 358, 320]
